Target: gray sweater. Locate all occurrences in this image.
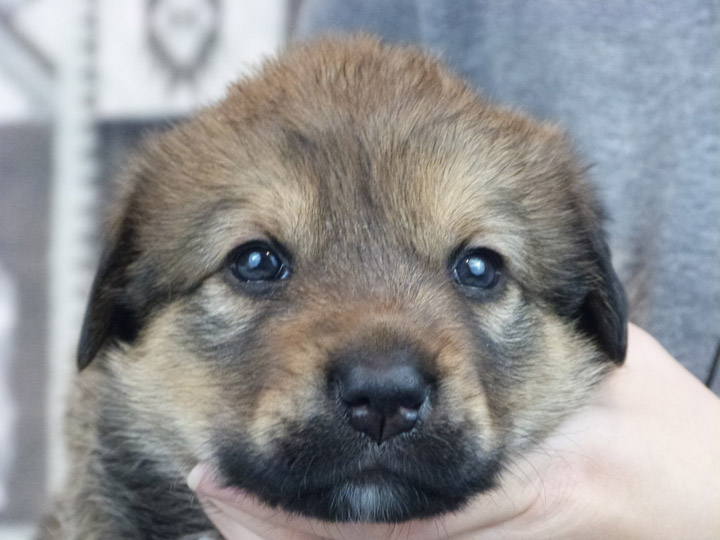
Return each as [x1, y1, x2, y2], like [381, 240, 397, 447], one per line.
[293, 0, 720, 392]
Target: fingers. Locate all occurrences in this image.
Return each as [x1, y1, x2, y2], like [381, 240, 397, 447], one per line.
[186, 462, 541, 540]
[188, 463, 377, 540]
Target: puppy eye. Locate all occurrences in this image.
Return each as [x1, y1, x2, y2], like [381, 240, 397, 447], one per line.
[452, 248, 501, 289]
[229, 242, 290, 282]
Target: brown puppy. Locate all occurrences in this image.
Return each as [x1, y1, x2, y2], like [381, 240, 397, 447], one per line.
[40, 36, 626, 539]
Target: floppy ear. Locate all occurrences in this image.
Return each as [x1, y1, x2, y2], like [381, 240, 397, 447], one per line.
[77, 225, 142, 371]
[578, 232, 628, 364]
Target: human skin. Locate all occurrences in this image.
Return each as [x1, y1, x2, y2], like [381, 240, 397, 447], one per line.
[188, 323, 720, 540]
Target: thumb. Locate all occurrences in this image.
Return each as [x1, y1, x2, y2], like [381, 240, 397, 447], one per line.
[187, 463, 334, 540]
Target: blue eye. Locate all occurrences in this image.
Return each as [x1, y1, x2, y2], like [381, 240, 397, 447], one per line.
[230, 242, 290, 282]
[452, 249, 501, 289]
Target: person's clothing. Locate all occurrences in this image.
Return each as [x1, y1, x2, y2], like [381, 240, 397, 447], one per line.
[293, 0, 720, 392]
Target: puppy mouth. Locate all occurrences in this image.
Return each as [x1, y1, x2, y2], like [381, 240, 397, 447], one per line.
[213, 424, 503, 522]
[211, 336, 505, 522]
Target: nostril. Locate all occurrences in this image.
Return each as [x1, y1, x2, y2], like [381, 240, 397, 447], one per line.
[396, 393, 427, 412]
[348, 403, 383, 442]
[398, 404, 421, 421]
[383, 403, 423, 441]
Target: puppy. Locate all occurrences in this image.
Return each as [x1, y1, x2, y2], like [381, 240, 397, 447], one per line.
[40, 36, 626, 539]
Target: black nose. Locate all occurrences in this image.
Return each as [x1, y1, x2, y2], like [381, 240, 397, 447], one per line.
[336, 352, 430, 445]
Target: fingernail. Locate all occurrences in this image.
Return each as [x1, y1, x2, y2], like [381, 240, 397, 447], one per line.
[187, 463, 204, 491]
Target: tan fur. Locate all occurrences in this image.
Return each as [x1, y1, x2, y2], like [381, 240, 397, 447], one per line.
[40, 36, 626, 538]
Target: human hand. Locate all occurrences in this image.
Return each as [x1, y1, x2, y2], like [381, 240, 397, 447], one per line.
[187, 324, 720, 539]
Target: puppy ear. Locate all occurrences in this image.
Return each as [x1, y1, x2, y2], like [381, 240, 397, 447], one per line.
[77, 225, 141, 371]
[578, 233, 628, 364]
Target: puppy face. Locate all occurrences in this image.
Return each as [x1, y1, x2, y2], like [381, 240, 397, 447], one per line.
[78, 37, 626, 522]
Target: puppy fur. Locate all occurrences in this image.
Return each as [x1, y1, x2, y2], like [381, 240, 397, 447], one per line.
[39, 36, 626, 539]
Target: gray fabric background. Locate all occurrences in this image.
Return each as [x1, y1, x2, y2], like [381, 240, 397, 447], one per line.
[293, 0, 720, 391]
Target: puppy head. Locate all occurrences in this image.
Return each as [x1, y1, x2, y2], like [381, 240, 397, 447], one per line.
[78, 37, 626, 522]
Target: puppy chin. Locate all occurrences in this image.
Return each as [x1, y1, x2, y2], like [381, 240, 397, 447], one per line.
[220, 469, 476, 523]
[189, 463, 426, 523]
[332, 481, 407, 522]
[213, 432, 503, 522]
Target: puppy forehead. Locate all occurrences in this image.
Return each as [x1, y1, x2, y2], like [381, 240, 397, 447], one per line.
[195, 123, 516, 264]
[131, 38, 576, 282]
[202, 116, 565, 266]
